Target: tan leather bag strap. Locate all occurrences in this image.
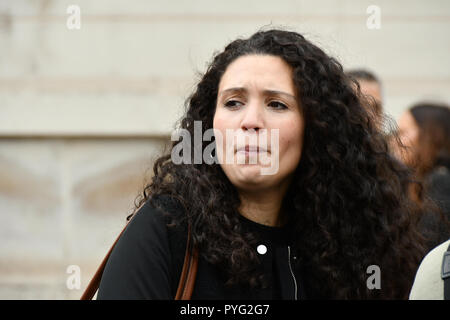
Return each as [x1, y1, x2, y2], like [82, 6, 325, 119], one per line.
[175, 225, 199, 300]
[80, 220, 198, 300]
[80, 222, 128, 300]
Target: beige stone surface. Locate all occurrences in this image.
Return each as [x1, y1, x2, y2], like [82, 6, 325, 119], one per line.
[0, 138, 168, 299]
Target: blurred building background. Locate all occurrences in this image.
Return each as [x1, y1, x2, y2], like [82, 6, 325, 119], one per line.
[0, 0, 449, 299]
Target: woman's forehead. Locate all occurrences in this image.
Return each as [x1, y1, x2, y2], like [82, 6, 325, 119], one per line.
[218, 54, 296, 95]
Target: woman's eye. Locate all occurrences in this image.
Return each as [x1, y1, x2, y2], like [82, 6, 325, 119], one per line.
[224, 100, 243, 108]
[268, 101, 288, 110]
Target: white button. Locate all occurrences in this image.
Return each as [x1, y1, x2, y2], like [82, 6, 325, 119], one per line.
[257, 244, 267, 255]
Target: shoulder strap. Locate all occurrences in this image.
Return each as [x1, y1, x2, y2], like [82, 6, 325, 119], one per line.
[80, 218, 198, 300]
[80, 221, 129, 300]
[175, 224, 199, 300]
[442, 241, 450, 300]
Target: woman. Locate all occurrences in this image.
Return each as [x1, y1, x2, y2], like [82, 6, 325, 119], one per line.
[97, 29, 426, 300]
[397, 103, 450, 250]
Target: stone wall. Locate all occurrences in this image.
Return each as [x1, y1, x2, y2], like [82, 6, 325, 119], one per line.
[0, 0, 449, 299]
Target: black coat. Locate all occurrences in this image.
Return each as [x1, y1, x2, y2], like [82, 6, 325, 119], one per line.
[97, 195, 302, 300]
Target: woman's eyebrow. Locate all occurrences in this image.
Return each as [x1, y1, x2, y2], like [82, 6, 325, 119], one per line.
[263, 89, 296, 101]
[218, 87, 247, 98]
[219, 87, 296, 100]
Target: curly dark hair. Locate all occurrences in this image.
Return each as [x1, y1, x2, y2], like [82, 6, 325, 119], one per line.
[133, 29, 426, 299]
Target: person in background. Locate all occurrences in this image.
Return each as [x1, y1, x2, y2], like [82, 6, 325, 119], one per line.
[346, 69, 384, 128]
[396, 102, 450, 251]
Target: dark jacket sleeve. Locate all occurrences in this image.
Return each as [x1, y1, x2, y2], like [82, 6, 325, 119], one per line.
[96, 199, 176, 300]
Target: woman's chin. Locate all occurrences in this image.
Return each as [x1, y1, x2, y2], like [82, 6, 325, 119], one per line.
[231, 165, 272, 187]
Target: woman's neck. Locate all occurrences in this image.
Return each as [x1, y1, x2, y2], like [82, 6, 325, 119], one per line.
[237, 186, 288, 227]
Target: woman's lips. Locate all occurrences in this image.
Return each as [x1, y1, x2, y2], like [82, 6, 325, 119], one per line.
[236, 145, 268, 155]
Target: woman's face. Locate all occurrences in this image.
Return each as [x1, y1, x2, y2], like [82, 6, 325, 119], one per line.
[397, 110, 420, 165]
[213, 54, 305, 193]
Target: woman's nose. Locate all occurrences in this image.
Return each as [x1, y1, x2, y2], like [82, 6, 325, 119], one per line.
[240, 99, 264, 132]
